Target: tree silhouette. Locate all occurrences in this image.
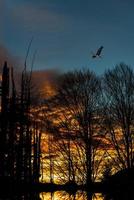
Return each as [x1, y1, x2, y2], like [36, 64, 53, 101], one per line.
[103, 63, 134, 169]
[0, 61, 41, 188]
[44, 69, 102, 186]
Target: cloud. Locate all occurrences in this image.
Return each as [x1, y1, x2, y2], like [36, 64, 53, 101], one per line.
[0, 44, 10, 67]
[0, 42, 60, 90]
[0, 44, 22, 71]
[0, 44, 25, 95]
[0, 43, 34, 92]
[11, 2, 66, 33]
[0, 44, 60, 102]
[32, 69, 60, 99]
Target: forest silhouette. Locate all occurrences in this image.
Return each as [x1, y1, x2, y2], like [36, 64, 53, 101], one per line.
[0, 61, 134, 199]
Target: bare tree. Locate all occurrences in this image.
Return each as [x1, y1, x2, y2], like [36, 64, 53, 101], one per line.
[103, 63, 134, 170]
[45, 69, 102, 186]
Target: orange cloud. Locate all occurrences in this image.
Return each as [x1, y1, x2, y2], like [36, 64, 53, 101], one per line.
[32, 69, 60, 99]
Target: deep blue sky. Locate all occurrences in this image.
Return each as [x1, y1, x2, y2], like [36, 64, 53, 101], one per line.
[1, 0, 134, 74]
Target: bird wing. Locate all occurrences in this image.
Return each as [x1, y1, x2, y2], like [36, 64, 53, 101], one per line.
[96, 46, 103, 56]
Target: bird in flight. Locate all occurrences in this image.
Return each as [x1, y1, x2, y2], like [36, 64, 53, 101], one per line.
[91, 46, 104, 58]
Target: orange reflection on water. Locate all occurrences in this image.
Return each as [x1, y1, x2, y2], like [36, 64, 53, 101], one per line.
[40, 191, 104, 200]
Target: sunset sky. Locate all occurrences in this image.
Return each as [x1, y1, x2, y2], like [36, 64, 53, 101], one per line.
[1, 0, 134, 74]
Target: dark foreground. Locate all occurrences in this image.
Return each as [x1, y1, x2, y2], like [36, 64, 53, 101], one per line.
[0, 168, 133, 200]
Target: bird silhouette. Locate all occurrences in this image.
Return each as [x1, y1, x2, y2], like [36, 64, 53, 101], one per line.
[92, 46, 104, 58]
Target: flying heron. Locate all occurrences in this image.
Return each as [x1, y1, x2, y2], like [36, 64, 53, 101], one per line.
[92, 46, 104, 58]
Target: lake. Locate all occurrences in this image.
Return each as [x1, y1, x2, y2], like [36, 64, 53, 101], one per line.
[0, 189, 133, 199]
[40, 191, 104, 200]
[0, 191, 104, 200]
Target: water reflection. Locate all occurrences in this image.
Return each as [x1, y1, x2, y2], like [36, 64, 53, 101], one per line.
[0, 190, 132, 200]
[40, 191, 104, 200]
[0, 192, 41, 200]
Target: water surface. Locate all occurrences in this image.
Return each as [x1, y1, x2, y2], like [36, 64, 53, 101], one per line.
[40, 191, 104, 200]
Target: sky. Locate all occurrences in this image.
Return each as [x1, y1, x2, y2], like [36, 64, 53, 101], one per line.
[1, 0, 134, 74]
